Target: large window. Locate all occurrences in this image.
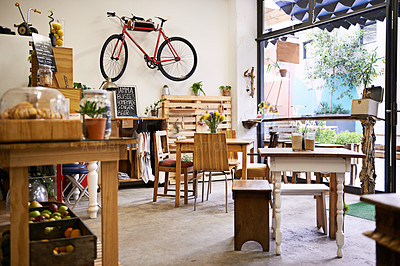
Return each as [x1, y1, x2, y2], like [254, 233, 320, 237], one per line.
[257, 0, 397, 193]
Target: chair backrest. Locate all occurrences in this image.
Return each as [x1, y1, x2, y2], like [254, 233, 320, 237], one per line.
[153, 130, 170, 166]
[224, 130, 238, 161]
[194, 133, 229, 172]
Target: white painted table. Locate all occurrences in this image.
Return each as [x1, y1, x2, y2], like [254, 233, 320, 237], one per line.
[258, 147, 365, 257]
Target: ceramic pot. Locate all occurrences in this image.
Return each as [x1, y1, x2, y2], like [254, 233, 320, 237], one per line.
[222, 90, 231, 96]
[151, 109, 158, 117]
[85, 118, 106, 140]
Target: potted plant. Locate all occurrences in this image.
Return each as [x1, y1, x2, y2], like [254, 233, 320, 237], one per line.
[219, 85, 231, 96]
[191, 81, 206, 96]
[76, 101, 107, 140]
[144, 98, 166, 117]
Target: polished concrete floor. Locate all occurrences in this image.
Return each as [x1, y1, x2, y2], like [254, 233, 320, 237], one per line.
[75, 181, 376, 266]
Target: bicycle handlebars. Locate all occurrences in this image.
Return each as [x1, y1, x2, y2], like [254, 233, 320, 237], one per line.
[107, 12, 145, 23]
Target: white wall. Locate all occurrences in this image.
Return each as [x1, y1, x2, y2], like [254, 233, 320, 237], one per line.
[0, 0, 257, 138]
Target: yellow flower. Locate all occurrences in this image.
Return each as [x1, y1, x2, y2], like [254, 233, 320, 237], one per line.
[204, 113, 210, 120]
[220, 114, 225, 121]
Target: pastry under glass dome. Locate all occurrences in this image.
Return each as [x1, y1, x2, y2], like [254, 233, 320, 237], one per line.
[0, 87, 68, 119]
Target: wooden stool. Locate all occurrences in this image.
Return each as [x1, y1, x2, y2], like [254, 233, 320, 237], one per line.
[232, 180, 272, 251]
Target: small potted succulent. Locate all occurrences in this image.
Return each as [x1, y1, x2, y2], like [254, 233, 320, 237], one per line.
[144, 98, 166, 117]
[191, 81, 206, 96]
[219, 85, 231, 96]
[76, 101, 107, 140]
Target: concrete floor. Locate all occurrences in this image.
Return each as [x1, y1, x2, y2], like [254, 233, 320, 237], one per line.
[74, 181, 376, 266]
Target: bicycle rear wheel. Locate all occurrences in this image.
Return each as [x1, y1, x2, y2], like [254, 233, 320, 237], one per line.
[100, 34, 128, 82]
[157, 37, 197, 81]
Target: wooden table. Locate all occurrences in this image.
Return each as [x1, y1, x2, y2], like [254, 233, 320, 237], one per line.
[0, 138, 136, 265]
[361, 193, 400, 265]
[258, 147, 364, 257]
[174, 138, 254, 207]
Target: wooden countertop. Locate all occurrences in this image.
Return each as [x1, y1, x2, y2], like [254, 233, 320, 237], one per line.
[232, 180, 271, 191]
[361, 193, 400, 212]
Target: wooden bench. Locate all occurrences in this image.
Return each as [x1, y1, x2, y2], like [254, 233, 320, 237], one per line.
[232, 180, 272, 251]
[277, 183, 329, 235]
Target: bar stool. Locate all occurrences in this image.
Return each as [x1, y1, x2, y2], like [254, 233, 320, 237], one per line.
[62, 163, 89, 209]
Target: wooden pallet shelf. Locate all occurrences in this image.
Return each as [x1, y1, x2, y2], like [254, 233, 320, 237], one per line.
[161, 95, 232, 154]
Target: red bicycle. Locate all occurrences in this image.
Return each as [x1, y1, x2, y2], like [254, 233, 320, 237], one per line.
[100, 12, 197, 82]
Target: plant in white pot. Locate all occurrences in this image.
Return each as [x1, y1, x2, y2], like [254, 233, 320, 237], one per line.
[76, 101, 107, 140]
[191, 81, 206, 96]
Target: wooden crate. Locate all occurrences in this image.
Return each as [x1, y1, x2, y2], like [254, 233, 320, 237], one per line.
[29, 217, 97, 266]
[162, 95, 232, 154]
[31, 47, 73, 89]
[0, 120, 81, 142]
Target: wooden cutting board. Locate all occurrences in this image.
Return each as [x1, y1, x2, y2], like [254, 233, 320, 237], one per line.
[0, 120, 82, 142]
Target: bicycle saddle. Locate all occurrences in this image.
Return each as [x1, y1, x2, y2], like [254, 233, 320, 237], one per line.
[156, 16, 167, 22]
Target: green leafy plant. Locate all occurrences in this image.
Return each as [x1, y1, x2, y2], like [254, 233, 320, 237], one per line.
[76, 101, 107, 118]
[315, 128, 362, 145]
[182, 153, 193, 162]
[191, 81, 206, 96]
[305, 28, 381, 112]
[219, 85, 231, 90]
[315, 102, 350, 115]
[144, 98, 166, 115]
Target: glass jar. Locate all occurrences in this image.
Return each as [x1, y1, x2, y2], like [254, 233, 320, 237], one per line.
[292, 133, 302, 151]
[304, 132, 315, 151]
[81, 90, 111, 139]
[37, 65, 53, 87]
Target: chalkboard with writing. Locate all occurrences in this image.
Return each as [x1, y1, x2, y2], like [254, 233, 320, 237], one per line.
[114, 85, 138, 117]
[31, 33, 57, 72]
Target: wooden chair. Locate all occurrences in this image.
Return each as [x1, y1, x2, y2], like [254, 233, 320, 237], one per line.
[153, 130, 196, 204]
[234, 131, 277, 181]
[194, 133, 230, 212]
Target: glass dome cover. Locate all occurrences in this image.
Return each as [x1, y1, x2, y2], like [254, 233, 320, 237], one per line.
[0, 87, 68, 119]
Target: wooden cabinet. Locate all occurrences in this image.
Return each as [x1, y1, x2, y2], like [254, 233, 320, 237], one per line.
[161, 95, 232, 154]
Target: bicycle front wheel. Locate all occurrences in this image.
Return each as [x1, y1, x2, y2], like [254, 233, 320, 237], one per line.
[100, 34, 128, 82]
[157, 37, 197, 81]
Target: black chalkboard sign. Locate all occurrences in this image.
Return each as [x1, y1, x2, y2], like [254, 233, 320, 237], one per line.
[114, 85, 138, 117]
[32, 33, 57, 72]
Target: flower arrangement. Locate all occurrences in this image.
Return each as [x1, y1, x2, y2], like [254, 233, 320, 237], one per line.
[258, 101, 270, 116]
[199, 111, 225, 133]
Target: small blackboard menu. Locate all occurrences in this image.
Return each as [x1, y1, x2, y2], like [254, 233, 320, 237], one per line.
[32, 33, 57, 72]
[114, 85, 138, 117]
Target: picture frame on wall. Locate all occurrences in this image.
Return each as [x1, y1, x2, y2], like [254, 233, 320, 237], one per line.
[114, 85, 138, 118]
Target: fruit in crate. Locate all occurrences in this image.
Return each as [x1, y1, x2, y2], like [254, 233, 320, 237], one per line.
[28, 203, 72, 222]
[30, 201, 43, 208]
[48, 203, 58, 212]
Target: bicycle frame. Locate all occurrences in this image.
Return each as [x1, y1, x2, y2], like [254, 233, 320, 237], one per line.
[112, 23, 181, 64]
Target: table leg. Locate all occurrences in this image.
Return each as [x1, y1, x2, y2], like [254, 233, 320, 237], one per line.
[175, 145, 181, 207]
[336, 173, 345, 258]
[250, 146, 254, 163]
[10, 166, 29, 266]
[101, 160, 119, 265]
[273, 170, 282, 255]
[87, 161, 99, 219]
[242, 145, 248, 180]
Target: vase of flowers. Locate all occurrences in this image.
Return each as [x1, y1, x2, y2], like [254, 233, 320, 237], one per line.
[257, 101, 270, 119]
[199, 111, 225, 133]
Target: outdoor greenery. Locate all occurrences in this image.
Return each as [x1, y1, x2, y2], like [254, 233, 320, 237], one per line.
[315, 128, 362, 145]
[305, 27, 381, 113]
[315, 101, 349, 115]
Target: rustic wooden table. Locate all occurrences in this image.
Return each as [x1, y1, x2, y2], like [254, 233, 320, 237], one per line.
[258, 147, 365, 257]
[361, 193, 400, 265]
[174, 138, 254, 207]
[0, 138, 136, 265]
